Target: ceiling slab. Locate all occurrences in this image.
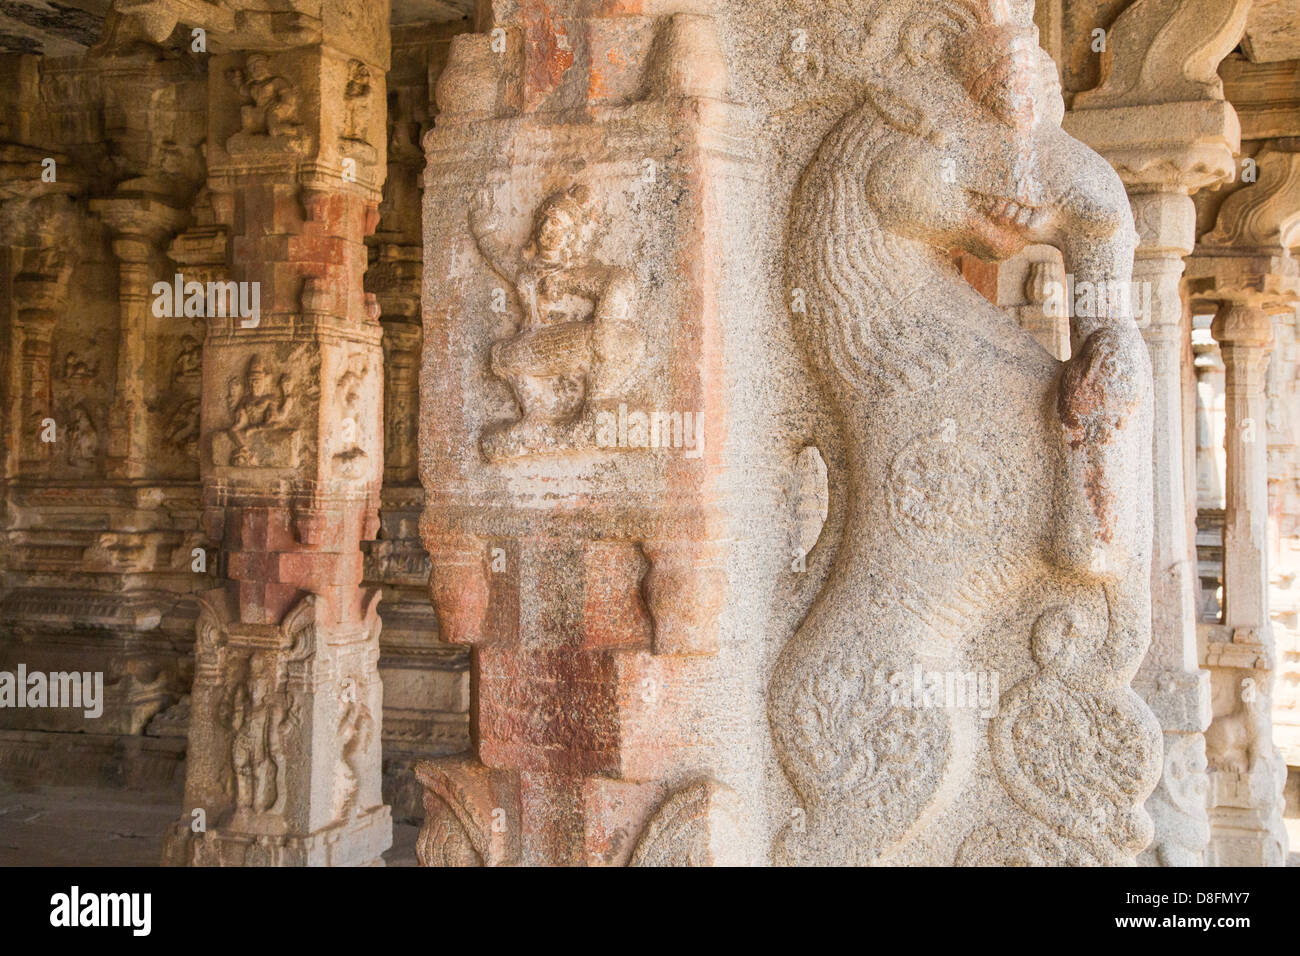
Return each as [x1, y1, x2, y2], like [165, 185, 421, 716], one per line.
[1244, 0, 1300, 63]
[0, 0, 107, 56]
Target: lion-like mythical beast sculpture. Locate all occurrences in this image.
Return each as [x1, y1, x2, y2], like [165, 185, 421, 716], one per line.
[769, 0, 1163, 865]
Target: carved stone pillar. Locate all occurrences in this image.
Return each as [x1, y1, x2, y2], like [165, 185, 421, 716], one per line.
[1268, 306, 1300, 772]
[1063, 0, 1251, 864]
[1205, 300, 1289, 865]
[90, 198, 187, 479]
[419, 1, 1164, 867]
[167, 189, 230, 483]
[0, 66, 204, 752]
[134, 0, 394, 866]
[418, 9, 762, 867]
[1194, 335, 1226, 511]
[10, 271, 62, 477]
[0, 181, 80, 479]
[1215, 304, 1277, 630]
[1193, 329, 1228, 623]
[1187, 145, 1300, 865]
[1128, 192, 1215, 866]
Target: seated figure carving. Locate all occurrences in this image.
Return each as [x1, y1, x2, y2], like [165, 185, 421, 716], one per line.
[216, 355, 298, 468]
[226, 53, 305, 152]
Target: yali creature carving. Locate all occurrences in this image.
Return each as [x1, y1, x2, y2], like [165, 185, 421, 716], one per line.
[769, 0, 1162, 865]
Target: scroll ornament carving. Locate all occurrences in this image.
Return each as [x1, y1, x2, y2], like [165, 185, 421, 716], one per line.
[770, 644, 956, 865]
[413, 762, 502, 867]
[416, 797, 483, 867]
[989, 603, 1163, 866]
[956, 820, 1098, 866]
[629, 780, 746, 867]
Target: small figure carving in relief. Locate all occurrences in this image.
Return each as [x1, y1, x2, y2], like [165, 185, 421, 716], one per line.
[335, 685, 375, 820]
[332, 352, 370, 477]
[470, 185, 644, 460]
[221, 355, 295, 467]
[165, 397, 201, 455]
[172, 333, 202, 384]
[342, 60, 373, 149]
[385, 386, 415, 473]
[224, 664, 297, 818]
[62, 351, 98, 381]
[227, 54, 303, 146]
[65, 404, 98, 469]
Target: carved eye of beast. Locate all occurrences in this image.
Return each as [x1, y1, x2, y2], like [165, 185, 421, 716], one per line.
[949, 26, 1039, 128]
[895, 2, 1038, 130]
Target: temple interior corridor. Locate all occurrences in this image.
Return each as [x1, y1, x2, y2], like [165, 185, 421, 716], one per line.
[1, 0, 1299, 869]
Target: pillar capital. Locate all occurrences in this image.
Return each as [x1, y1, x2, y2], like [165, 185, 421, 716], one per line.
[1064, 100, 1241, 196]
[1064, 0, 1250, 195]
[1191, 140, 1295, 861]
[90, 195, 189, 259]
[1188, 147, 1300, 319]
[1211, 301, 1279, 352]
[1203, 147, 1300, 252]
[1075, 0, 1250, 111]
[1062, 0, 1256, 869]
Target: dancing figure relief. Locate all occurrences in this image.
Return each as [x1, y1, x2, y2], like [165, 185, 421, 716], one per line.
[470, 185, 645, 460]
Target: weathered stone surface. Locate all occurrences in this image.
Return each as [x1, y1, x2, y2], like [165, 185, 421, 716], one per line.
[1, 0, 1298, 868]
[408, 0, 1171, 867]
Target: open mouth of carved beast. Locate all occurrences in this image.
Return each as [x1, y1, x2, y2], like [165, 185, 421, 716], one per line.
[968, 190, 1046, 232]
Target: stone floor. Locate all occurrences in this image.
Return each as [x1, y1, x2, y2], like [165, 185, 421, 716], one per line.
[0, 785, 418, 866]
[1, 781, 1295, 866]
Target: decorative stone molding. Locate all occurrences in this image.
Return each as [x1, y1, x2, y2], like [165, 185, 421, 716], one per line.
[1073, 0, 1249, 111]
